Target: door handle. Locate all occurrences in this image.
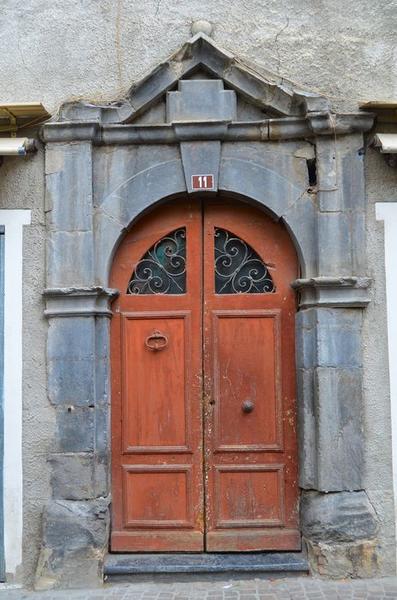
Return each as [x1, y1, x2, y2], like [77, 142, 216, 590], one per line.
[242, 400, 254, 413]
[145, 330, 168, 351]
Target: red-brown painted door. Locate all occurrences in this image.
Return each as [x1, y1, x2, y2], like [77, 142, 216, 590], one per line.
[203, 200, 300, 551]
[110, 201, 204, 551]
[110, 198, 299, 552]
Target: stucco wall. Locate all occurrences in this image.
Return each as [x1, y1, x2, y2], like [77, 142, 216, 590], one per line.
[364, 149, 397, 575]
[0, 0, 396, 114]
[0, 150, 53, 584]
[0, 0, 396, 585]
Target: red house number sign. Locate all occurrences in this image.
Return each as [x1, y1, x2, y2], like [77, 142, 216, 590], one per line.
[192, 174, 215, 190]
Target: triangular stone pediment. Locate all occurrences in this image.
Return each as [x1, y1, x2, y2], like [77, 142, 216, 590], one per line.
[119, 33, 330, 124]
[55, 32, 376, 134]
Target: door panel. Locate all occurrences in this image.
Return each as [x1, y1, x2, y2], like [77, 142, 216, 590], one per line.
[122, 313, 191, 452]
[215, 465, 284, 526]
[122, 465, 193, 527]
[203, 200, 300, 551]
[110, 201, 204, 551]
[213, 311, 281, 451]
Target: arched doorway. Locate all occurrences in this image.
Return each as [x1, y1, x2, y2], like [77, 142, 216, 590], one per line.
[109, 197, 299, 552]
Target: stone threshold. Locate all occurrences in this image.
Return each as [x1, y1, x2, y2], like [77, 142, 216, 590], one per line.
[103, 552, 309, 576]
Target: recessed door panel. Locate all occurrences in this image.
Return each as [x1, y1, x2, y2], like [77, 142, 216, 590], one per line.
[213, 311, 281, 451]
[122, 314, 190, 452]
[122, 465, 193, 527]
[215, 465, 284, 527]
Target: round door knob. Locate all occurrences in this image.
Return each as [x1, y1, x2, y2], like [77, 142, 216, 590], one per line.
[242, 400, 254, 413]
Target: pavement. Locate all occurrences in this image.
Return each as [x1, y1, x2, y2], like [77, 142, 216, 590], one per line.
[1, 577, 397, 599]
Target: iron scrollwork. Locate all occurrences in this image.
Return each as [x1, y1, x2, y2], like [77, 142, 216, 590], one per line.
[214, 228, 275, 294]
[127, 228, 186, 294]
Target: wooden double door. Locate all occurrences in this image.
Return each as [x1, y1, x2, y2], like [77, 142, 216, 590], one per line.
[110, 198, 299, 552]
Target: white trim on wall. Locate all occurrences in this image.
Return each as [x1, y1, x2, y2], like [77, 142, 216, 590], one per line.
[376, 202, 397, 562]
[0, 210, 31, 578]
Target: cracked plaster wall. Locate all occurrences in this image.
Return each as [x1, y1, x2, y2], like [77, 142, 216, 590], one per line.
[0, 1, 396, 114]
[0, 0, 396, 585]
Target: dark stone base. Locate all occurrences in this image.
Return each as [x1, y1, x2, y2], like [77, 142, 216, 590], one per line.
[301, 490, 378, 543]
[301, 491, 380, 578]
[104, 552, 309, 577]
[35, 497, 110, 590]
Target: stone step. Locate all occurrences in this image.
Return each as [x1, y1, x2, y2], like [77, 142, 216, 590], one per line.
[104, 552, 309, 578]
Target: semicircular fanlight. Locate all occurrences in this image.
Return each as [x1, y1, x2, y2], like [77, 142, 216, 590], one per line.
[127, 228, 186, 294]
[214, 228, 275, 294]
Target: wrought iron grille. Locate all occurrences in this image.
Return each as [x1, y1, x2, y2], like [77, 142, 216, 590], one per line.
[127, 228, 186, 294]
[214, 228, 275, 294]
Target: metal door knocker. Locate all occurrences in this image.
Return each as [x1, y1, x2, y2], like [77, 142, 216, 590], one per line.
[145, 330, 169, 351]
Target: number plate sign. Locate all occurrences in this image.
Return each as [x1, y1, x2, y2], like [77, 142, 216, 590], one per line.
[191, 174, 215, 191]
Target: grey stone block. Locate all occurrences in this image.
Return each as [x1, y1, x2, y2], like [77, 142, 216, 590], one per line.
[317, 212, 352, 276]
[48, 358, 95, 406]
[94, 404, 110, 457]
[45, 142, 93, 232]
[295, 309, 316, 369]
[301, 490, 378, 543]
[340, 136, 366, 213]
[93, 454, 109, 497]
[351, 210, 367, 275]
[316, 366, 364, 491]
[316, 308, 362, 368]
[95, 358, 109, 406]
[180, 141, 221, 193]
[55, 406, 95, 452]
[282, 192, 317, 278]
[95, 318, 110, 360]
[296, 368, 317, 489]
[47, 317, 94, 361]
[47, 183, 92, 231]
[219, 156, 317, 277]
[95, 158, 186, 284]
[93, 145, 179, 208]
[35, 497, 109, 590]
[167, 80, 236, 123]
[47, 230, 94, 287]
[50, 453, 97, 500]
[296, 308, 363, 369]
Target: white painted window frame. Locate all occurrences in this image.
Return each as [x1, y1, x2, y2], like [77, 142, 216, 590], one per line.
[0, 210, 31, 579]
[376, 202, 397, 564]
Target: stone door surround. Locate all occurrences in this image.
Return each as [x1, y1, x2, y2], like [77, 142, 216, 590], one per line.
[35, 34, 378, 589]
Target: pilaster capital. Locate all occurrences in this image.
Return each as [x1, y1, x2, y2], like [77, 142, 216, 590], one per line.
[292, 276, 372, 308]
[43, 286, 119, 318]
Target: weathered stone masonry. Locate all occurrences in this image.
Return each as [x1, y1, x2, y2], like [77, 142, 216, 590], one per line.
[36, 34, 379, 588]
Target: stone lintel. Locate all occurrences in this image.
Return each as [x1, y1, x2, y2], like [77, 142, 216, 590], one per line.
[41, 113, 375, 145]
[292, 277, 372, 308]
[43, 286, 118, 318]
